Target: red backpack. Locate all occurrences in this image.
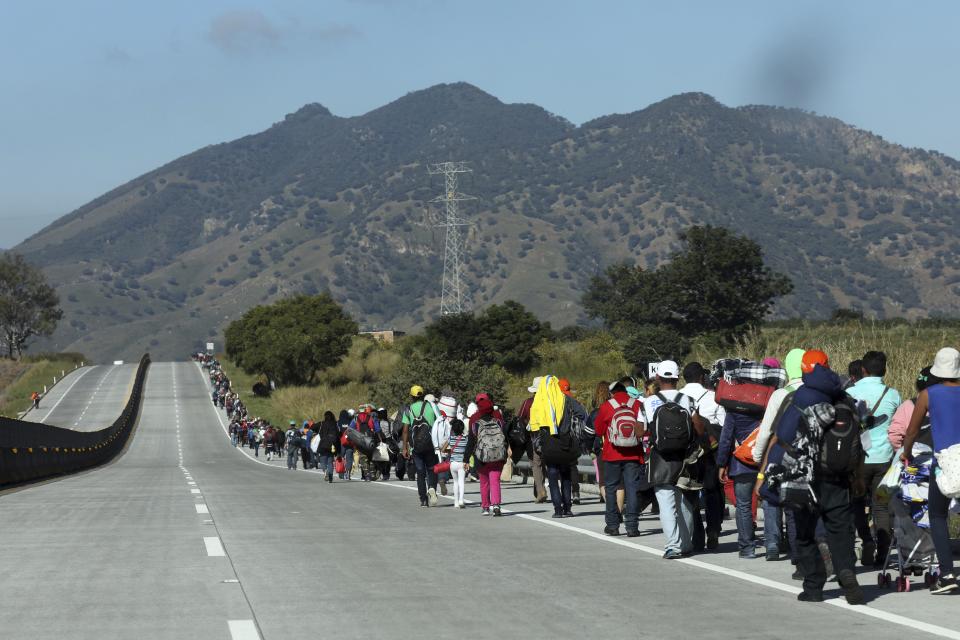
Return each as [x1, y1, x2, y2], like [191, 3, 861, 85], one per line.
[606, 398, 640, 447]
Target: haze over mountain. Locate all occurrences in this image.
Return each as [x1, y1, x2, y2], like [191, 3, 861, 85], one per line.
[13, 83, 960, 362]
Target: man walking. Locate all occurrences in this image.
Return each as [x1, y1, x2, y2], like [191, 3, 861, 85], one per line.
[593, 376, 645, 537]
[402, 385, 440, 507]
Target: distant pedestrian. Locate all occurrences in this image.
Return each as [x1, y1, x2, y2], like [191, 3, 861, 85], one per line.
[31, 391, 40, 409]
[286, 421, 301, 470]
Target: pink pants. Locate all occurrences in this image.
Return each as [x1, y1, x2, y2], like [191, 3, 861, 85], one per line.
[478, 461, 504, 509]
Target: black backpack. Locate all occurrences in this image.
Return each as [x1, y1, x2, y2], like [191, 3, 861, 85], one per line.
[410, 404, 434, 454]
[651, 393, 694, 454]
[820, 399, 863, 475]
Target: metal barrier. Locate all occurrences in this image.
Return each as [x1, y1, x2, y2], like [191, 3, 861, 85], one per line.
[0, 354, 151, 487]
[515, 454, 597, 479]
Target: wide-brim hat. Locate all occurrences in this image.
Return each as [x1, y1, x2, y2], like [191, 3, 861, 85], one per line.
[931, 347, 960, 379]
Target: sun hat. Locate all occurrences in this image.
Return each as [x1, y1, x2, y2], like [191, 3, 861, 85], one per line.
[930, 347, 960, 379]
[801, 349, 829, 374]
[527, 377, 543, 394]
[437, 395, 458, 418]
[655, 361, 679, 379]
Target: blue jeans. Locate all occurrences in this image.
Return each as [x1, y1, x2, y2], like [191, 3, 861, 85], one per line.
[413, 451, 438, 501]
[733, 475, 757, 554]
[546, 464, 572, 514]
[655, 485, 695, 554]
[604, 460, 641, 532]
[763, 500, 781, 555]
[286, 448, 298, 470]
[317, 453, 333, 479]
[342, 447, 354, 478]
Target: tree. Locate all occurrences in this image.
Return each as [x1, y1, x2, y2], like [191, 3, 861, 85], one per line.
[583, 225, 792, 358]
[224, 294, 357, 385]
[421, 300, 551, 374]
[0, 254, 63, 359]
[371, 352, 508, 409]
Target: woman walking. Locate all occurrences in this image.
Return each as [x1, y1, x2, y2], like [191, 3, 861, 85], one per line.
[901, 347, 960, 594]
[465, 393, 508, 516]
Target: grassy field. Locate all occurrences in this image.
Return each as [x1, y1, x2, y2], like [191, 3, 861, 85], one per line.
[0, 356, 86, 418]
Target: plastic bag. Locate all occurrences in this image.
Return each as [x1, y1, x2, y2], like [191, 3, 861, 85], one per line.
[876, 456, 903, 504]
[934, 443, 960, 498]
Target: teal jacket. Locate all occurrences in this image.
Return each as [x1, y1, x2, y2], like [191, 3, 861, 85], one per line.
[847, 377, 902, 465]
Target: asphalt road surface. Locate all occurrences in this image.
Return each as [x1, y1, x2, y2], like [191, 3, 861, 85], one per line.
[2, 361, 958, 640]
[21, 363, 138, 430]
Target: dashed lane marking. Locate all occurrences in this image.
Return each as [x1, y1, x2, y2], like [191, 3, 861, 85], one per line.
[38, 366, 96, 423]
[196, 504, 209, 514]
[204, 537, 225, 557]
[227, 620, 260, 640]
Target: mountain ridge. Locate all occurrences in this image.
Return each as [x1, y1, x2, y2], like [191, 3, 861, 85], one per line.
[12, 82, 960, 362]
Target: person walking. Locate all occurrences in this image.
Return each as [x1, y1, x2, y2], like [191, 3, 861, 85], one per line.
[446, 419, 470, 508]
[402, 386, 441, 507]
[31, 391, 40, 410]
[592, 376, 644, 536]
[846, 351, 902, 567]
[901, 347, 960, 594]
[464, 393, 508, 516]
[338, 410, 355, 480]
[519, 379, 547, 503]
[433, 396, 458, 496]
[286, 421, 301, 470]
[643, 361, 704, 559]
[717, 408, 767, 559]
[317, 411, 340, 483]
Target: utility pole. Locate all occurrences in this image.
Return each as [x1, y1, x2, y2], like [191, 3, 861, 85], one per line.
[427, 161, 475, 315]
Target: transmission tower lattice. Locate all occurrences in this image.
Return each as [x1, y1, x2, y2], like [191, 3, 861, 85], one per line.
[427, 161, 475, 315]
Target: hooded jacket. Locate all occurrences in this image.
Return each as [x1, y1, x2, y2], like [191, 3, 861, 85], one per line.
[765, 364, 844, 469]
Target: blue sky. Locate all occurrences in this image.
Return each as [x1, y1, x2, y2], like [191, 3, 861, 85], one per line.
[2, 0, 958, 247]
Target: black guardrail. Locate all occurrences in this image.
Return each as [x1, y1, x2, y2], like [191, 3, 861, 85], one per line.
[0, 354, 151, 486]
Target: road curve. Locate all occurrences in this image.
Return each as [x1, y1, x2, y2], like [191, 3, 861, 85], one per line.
[1, 361, 958, 640]
[21, 363, 139, 431]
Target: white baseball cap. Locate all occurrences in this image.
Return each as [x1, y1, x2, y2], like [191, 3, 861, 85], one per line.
[655, 360, 680, 379]
[527, 377, 543, 394]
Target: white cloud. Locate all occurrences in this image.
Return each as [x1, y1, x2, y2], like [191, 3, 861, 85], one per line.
[207, 9, 361, 55]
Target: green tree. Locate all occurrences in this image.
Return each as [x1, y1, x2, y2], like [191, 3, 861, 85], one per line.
[421, 300, 551, 374]
[224, 294, 357, 385]
[584, 225, 792, 357]
[0, 254, 63, 359]
[370, 352, 508, 409]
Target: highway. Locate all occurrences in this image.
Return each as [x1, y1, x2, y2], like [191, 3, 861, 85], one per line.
[2, 361, 959, 640]
[21, 363, 138, 430]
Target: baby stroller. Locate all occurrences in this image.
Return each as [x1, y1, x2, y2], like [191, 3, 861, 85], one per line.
[877, 452, 939, 592]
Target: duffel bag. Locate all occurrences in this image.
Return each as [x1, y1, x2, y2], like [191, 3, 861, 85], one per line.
[715, 379, 775, 416]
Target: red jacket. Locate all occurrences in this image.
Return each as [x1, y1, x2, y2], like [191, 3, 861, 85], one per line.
[593, 391, 644, 463]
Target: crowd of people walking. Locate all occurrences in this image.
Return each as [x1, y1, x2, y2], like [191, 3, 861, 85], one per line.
[193, 345, 960, 604]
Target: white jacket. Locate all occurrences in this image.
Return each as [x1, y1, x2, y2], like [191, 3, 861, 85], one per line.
[432, 416, 452, 451]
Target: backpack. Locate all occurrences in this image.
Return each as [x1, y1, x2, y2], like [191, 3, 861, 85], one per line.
[410, 404, 434, 454]
[606, 398, 640, 448]
[651, 393, 693, 454]
[474, 416, 507, 464]
[820, 399, 863, 475]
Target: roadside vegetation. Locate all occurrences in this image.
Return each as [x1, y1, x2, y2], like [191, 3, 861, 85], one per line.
[0, 353, 86, 418]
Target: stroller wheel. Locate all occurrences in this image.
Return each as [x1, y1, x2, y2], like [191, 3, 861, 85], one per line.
[877, 573, 887, 587]
[883, 573, 894, 588]
[924, 572, 935, 587]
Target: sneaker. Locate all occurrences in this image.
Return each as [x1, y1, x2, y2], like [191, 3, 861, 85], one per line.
[797, 591, 823, 603]
[860, 541, 875, 567]
[492, 505, 502, 517]
[420, 499, 428, 507]
[626, 530, 641, 538]
[706, 534, 719, 550]
[562, 510, 574, 518]
[572, 492, 581, 505]
[663, 549, 682, 560]
[551, 512, 564, 519]
[481, 508, 491, 516]
[791, 569, 803, 581]
[766, 551, 781, 561]
[837, 570, 865, 605]
[440, 483, 448, 496]
[930, 574, 958, 595]
[739, 551, 757, 559]
[604, 526, 620, 536]
[427, 488, 438, 507]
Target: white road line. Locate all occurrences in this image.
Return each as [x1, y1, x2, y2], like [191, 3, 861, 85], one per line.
[188, 481, 196, 486]
[227, 620, 260, 640]
[38, 366, 96, 422]
[195, 504, 209, 514]
[203, 536, 225, 557]
[191, 488, 201, 494]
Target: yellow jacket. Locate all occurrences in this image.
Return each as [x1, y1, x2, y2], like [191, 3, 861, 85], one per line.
[529, 375, 566, 434]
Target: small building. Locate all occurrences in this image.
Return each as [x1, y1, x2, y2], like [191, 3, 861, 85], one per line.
[360, 329, 407, 344]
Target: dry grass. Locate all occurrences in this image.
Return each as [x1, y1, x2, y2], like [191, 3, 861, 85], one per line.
[689, 322, 955, 395]
[0, 359, 83, 418]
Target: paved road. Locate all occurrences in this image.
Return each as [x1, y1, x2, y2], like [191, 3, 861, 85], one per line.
[2, 361, 958, 640]
[21, 363, 138, 430]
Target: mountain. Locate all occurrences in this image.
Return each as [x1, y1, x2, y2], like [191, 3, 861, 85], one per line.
[13, 83, 960, 362]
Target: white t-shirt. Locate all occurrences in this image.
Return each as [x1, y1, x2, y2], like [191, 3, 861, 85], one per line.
[641, 389, 696, 425]
[678, 382, 726, 426]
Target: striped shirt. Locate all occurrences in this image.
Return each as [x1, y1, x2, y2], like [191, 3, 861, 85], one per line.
[447, 432, 468, 462]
